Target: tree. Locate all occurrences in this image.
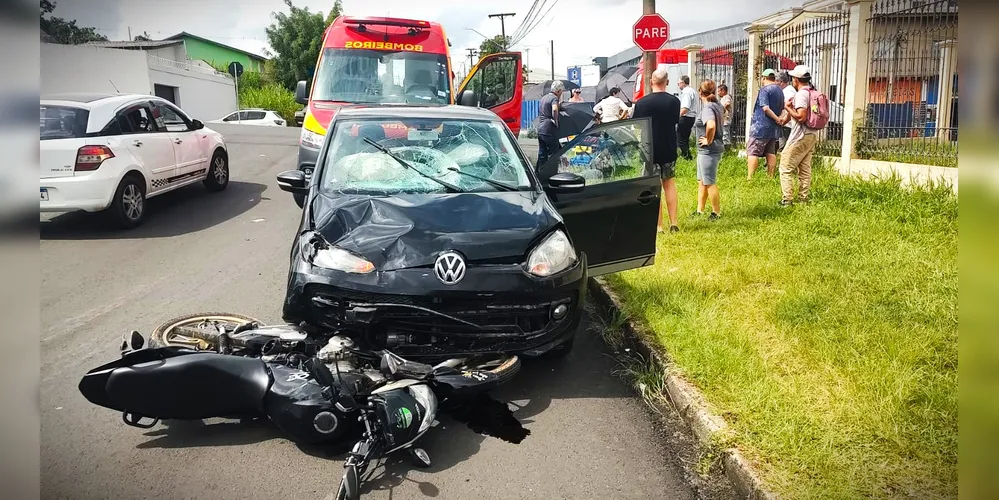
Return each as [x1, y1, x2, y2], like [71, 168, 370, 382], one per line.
[41, 0, 109, 45]
[478, 35, 509, 58]
[265, 0, 343, 90]
[133, 31, 152, 42]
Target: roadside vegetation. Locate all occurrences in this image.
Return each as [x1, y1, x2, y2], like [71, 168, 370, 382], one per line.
[604, 154, 957, 498]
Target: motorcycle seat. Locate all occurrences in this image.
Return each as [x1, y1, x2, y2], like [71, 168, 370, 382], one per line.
[103, 353, 272, 420]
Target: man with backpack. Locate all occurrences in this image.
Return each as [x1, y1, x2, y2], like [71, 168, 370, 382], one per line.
[779, 65, 828, 206]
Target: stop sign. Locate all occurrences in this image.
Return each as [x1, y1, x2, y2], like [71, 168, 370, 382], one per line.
[633, 14, 670, 52]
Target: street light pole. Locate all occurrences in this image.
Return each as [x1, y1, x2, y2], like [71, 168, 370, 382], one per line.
[489, 13, 516, 49]
[642, 0, 656, 98]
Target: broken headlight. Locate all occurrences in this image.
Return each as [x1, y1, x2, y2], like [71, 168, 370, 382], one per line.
[526, 229, 576, 277]
[300, 128, 326, 149]
[313, 247, 375, 274]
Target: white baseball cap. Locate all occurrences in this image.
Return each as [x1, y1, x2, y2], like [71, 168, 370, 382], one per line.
[788, 65, 811, 78]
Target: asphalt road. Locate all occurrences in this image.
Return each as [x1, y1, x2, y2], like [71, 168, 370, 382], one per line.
[40, 123, 729, 500]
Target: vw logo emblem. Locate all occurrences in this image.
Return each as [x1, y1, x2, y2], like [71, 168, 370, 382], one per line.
[434, 251, 466, 285]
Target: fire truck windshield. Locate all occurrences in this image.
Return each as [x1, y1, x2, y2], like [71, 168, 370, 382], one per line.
[312, 48, 451, 105]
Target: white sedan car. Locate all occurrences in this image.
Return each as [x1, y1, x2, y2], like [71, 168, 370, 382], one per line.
[40, 93, 230, 228]
[210, 109, 286, 127]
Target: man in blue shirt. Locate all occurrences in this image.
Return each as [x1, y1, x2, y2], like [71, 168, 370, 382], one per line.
[746, 69, 788, 180]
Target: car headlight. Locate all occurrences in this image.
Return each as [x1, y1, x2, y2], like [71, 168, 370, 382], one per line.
[312, 247, 375, 274]
[300, 128, 326, 149]
[408, 384, 438, 434]
[526, 229, 576, 277]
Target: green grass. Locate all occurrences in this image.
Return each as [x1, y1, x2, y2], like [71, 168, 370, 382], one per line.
[604, 154, 958, 499]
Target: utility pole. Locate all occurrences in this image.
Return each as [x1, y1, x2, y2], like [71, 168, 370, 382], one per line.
[128, 26, 132, 41]
[525, 48, 531, 82]
[466, 48, 478, 68]
[489, 13, 516, 49]
[642, 0, 656, 97]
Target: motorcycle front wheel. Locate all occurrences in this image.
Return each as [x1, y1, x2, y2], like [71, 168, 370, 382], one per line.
[336, 464, 360, 500]
[149, 312, 261, 349]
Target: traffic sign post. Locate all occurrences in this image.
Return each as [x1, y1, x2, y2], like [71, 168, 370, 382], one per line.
[633, 14, 670, 52]
[634, 11, 669, 98]
[228, 62, 244, 123]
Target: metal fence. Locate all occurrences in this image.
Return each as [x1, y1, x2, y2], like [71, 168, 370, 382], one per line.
[759, 10, 851, 156]
[857, 0, 958, 167]
[698, 39, 750, 147]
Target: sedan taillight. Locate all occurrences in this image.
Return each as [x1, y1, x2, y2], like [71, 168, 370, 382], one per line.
[75, 145, 114, 171]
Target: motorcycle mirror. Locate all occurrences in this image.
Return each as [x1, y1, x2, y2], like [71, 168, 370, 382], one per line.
[129, 330, 145, 351]
[120, 330, 144, 353]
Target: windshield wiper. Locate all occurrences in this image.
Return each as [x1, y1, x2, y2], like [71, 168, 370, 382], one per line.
[363, 138, 462, 193]
[445, 167, 518, 192]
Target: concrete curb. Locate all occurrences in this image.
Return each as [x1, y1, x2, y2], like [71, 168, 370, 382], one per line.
[587, 277, 777, 500]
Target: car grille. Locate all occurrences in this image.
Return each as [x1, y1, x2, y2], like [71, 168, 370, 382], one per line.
[303, 285, 573, 337]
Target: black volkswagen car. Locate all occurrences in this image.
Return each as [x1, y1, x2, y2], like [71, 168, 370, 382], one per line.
[276, 105, 660, 360]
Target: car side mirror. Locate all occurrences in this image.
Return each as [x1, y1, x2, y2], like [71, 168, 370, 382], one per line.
[547, 172, 585, 193]
[295, 80, 309, 105]
[277, 168, 309, 194]
[458, 90, 477, 107]
[191, 119, 204, 130]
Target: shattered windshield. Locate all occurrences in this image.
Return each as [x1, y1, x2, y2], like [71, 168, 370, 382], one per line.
[319, 118, 533, 195]
[312, 48, 450, 105]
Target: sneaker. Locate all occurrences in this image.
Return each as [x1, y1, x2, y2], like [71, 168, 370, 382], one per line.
[708, 212, 721, 221]
[669, 225, 680, 233]
[798, 197, 810, 204]
[691, 211, 704, 218]
[779, 199, 793, 207]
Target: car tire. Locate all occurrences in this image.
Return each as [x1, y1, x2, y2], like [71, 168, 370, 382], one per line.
[204, 150, 229, 192]
[108, 174, 146, 229]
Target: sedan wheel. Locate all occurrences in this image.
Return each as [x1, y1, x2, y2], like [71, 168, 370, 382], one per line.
[109, 176, 146, 229]
[204, 151, 230, 191]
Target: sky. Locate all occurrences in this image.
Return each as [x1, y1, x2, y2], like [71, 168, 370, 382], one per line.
[50, 0, 800, 77]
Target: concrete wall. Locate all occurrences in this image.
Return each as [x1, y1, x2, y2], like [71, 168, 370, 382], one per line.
[818, 156, 958, 193]
[41, 43, 151, 95]
[147, 44, 187, 63]
[148, 64, 237, 122]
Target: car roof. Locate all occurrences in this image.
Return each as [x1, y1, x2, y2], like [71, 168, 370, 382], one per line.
[335, 105, 502, 122]
[41, 93, 158, 109]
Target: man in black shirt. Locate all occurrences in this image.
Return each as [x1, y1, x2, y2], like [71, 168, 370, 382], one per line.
[632, 67, 681, 233]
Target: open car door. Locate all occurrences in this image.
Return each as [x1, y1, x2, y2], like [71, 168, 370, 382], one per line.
[456, 52, 523, 135]
[536, 117, 659, 277]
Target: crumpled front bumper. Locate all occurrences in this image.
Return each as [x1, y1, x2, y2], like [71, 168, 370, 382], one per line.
[283, 256, 588, 360]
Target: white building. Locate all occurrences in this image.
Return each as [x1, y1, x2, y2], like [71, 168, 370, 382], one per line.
[41, 39, 237, 122]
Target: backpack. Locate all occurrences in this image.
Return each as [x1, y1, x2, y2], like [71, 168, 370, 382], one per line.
[804, 88, 830, 130]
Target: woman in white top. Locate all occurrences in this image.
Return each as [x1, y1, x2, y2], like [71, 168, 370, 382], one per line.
[593, 87, 631, 123]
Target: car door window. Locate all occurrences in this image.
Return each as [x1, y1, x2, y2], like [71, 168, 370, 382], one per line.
[237, 111, 252, 121]
[151, 102, 191, 132]
[222, 112, 238, 122]
[542, 119, 655, 186]
[118, 105, 159, 134]
[461, 54, 518, 108]
[246, 111, 266, 120]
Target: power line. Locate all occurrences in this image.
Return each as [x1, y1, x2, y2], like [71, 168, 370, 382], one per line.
[510, 0, 559, 47]
[509, 0, 544, 42]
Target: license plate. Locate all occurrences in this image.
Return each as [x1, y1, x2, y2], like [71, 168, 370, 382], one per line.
[40, 188, 49, 201]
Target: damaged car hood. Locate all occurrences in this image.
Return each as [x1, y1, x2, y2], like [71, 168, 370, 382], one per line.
[309, 191, 560, 271]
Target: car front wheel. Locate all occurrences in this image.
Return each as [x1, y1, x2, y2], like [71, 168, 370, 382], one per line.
[204, 150, 229, 192]
[109, 175, 145, 229]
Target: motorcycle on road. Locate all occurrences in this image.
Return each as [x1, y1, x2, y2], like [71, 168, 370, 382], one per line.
[78, 314, 530, 499]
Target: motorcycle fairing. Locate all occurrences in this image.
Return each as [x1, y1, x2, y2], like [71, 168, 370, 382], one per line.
[263, 363, 362, 444]
[79, 348, 272, 420]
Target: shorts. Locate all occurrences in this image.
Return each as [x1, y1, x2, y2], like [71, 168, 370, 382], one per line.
[656, 161, 676, 180]
[696, 152, 721, 185]
[747, 137, 778, 157]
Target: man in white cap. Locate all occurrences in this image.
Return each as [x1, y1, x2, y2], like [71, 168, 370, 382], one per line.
[780, 65, 819, 206]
